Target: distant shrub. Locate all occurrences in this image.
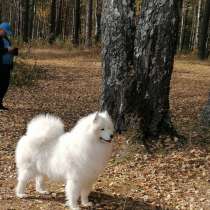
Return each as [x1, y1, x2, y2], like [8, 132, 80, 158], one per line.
[12, 37, 88, 51]
[11, 59, 47, 87]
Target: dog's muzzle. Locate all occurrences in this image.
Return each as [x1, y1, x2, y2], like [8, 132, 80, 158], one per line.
[100, 137, 112, 143]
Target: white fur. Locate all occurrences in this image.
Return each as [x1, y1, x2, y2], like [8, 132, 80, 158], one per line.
[15, 111, 114, 210]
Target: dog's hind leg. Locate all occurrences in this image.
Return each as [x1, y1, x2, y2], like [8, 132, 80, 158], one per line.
[36, 175, 49, 194]
[81, 186, 93, 207]
[16, 169, 33, 198]
[65, 179, 81, 210]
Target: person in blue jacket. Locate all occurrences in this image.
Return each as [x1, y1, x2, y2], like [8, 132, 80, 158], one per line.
[0, 22, 18, 111]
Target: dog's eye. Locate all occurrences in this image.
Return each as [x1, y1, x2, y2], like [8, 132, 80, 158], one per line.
[101, 128, 104, 131]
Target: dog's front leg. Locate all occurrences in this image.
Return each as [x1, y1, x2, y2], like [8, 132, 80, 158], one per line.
[65, 180, 81, 210]
[36, 175, 49, 194]
[81, 186, 93, 207]
[16, 169, 32, 198]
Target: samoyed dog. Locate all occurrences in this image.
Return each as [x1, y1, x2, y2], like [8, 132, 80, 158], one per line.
[15, 111, 114, 210]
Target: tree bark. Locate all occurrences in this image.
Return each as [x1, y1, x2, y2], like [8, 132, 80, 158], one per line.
[101, 0, 135, 132]
[134, 0, 181, 138]
[198, 0, 210, 59]
[85, 0, 93, 47]
[101, 0, 181, 141]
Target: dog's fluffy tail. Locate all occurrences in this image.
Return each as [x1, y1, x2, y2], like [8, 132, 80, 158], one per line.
[25, 114, 64, 147]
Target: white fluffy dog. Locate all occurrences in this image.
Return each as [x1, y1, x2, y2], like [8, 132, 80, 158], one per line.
[15, 111, 114, 210]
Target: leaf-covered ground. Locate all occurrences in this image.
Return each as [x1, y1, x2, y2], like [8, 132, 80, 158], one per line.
[0, 48, 210, 210]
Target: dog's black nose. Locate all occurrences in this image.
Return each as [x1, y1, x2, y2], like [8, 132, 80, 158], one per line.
[110, 134, 114, 139]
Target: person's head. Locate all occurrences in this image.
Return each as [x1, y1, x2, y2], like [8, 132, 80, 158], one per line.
[0, 22, 13, 37]
[0, 29, 6, 37]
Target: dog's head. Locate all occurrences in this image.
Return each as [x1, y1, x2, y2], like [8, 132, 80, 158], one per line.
[92, 111, 114, 143]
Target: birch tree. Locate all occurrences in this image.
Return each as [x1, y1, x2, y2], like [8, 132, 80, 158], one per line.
[102, 0, 181, 144]
[85, 0, 93, 47]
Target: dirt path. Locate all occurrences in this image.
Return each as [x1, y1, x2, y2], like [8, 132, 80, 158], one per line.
[1, 49, 210, 210]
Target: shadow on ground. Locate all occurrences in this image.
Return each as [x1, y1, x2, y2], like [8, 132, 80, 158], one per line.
[23, 191, 173, 210]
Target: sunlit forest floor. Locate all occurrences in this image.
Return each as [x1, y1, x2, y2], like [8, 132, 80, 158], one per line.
[0, 48, 210, 210]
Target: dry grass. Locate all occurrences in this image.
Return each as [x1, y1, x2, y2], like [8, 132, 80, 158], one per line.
[0, 48, 210, 210]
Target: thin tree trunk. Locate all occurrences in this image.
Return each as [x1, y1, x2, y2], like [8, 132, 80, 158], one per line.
[95, 0, 102, 43]
[22, 0, 30, 42]
[49, 0, 57, 43]
[178, 0, 186, 51]
[85, 0, 93, 47]
[189, 4, 197, 51]
[29, 0, 35, 40]
[18, 0, 22, 37]
[72, 0, 80, 46]
[194, 0, 202, 49]
[56, 0, 63, 37]
[67, 3, 73, 38]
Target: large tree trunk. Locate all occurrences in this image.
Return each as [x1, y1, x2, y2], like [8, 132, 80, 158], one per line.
[101, 0, 135, 132]
[198, 0, 210, 60]
[101, 0, 181, 141]
[72, 0, 80, 46]
[85, 0, 93, 47]
[134, 0, 180, 138]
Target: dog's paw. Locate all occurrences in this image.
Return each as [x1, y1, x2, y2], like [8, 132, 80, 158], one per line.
[37, 190, 50, 195]
[65, 202, 81, 210]
[16, 193, 27, 199]
[82, 201, 93, 207]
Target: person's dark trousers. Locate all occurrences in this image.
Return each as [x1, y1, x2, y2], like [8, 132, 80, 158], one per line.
[0, 64, 11, 105]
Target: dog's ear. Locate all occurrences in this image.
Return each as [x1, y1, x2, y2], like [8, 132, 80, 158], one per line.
[104, 110, 109, 117]
[93, 112, 99, 122]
